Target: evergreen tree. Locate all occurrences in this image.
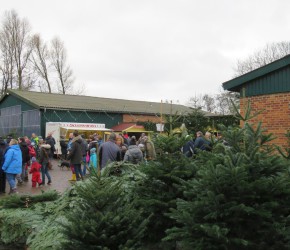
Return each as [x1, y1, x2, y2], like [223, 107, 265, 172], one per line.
[57, 162, 148, 250]
[0, 190, 60, 248]
[277, 131, 290, 160]
[165, 106, 290, 249]
[133, 135, 197, 249]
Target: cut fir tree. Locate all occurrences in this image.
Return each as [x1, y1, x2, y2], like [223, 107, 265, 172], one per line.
[165, 102, 290, 250]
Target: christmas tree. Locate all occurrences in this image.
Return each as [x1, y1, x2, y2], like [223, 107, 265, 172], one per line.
[165, 104, 290, 249]
[133, 135, 197, 249]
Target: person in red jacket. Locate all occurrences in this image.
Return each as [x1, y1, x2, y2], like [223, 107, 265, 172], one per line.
[29, 157, 42, 187]
[24, 139, 37, 182]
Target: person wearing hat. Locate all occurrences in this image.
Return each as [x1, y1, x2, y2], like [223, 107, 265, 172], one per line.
[29, 157, 42, 187]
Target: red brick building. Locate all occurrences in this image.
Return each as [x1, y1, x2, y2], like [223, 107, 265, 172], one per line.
[223, 55, 290, 148]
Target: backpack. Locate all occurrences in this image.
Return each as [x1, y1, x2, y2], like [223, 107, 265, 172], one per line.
[28, 145, 36, 157]
[128, 150, 140, 164]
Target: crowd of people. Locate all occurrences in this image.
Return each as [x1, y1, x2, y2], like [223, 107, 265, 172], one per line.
[61, 131, 156, 181]
[0, 131, 157, 195]
[0, 133, 54, 194]
[0, 129, 222, 195]
[181, 130, 229, 157]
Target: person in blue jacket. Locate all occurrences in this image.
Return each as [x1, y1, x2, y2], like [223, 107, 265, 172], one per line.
[89, 147, 98, 173]
[2, 139, 22, 194]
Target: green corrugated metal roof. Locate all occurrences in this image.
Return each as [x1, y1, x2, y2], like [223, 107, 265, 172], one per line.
[5, 89, 213, 116]
[222, 54, 290, 92]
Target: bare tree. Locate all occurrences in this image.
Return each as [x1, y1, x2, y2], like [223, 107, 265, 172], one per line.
[187, 94, 203, 109]
[1, 10, 33, 90]
[234, 41, 290, 76]
[202, 94, 216, 113]
[0, 31, 15, 96]
[31, 34, 52, 93]
[72, 82, 86, 95]
[0, 10, 76, 96]
[50, 37, 74, 94]
[215, 91, 239, 115]
[188, 94, 216, 112]
[187, 91, 239, 115]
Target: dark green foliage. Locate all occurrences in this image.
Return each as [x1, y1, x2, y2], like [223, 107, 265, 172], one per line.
[0, 190, 60, 209]
[139, 109, 238, 135]
[277, 131, 290, 160]
[154, 134, 188, 154]
[2, 101, 290, 250]
[177, 108, 209, 134]
[137, 121, 158, 132]
[165, 112, 290, 249]
[133, 135, 197, 248]
[0, 208, 43, 247]
[58, 162, 148, 250]
[0, 190, 60, 248]
[27, 189, 76, 250]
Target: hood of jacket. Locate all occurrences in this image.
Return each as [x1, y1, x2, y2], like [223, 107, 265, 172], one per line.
[128, 145, 142, 158]
[90, 147, 96, 154]
[9, 144, 21, 151]
[72, 135, 83, 144]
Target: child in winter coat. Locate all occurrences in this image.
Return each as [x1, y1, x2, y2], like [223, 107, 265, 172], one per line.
[29, 157, 42, 187]
[24, 139, 37, 182]
[89, 147, 98, 172]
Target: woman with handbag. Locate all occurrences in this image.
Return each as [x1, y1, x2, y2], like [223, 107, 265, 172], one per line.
[39, 140, 52, 185]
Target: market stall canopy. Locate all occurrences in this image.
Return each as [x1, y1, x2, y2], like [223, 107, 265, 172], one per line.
[48, 122, 112, 131]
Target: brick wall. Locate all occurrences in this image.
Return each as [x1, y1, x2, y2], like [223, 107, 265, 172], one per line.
[123, 114, 164, 123]
[240, 92, 290, 148]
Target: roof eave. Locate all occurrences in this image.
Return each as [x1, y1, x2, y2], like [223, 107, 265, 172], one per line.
[223, 54, 290, 91]
[7, 90, 40, 109]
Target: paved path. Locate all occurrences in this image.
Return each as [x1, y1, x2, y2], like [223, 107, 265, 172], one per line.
[2, 159, 75, 196]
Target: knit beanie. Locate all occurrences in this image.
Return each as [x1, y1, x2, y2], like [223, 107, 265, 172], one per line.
[31, 157, 36, 162]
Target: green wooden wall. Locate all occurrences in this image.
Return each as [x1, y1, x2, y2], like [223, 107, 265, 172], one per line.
[241, 65, 290, 97]
[0, 94, 36, 111]
[0, 94, 123, 137]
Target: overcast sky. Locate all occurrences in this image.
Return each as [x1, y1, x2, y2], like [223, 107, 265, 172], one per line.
[2, 0, 290, 104]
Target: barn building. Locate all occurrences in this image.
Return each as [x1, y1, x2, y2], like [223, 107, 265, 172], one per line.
[223, 55, 290, 148]
[0, 89, 195, 138]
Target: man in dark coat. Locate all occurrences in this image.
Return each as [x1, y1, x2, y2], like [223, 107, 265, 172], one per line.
[60, 135, 68, 160]
[81, 135, 88, 176]
[99, 133, 121, 169]
[67, 130, 83, 181]
[182, 135, 195, 157]
[0, 139, 7, 194]
[18, 137, 30, 182]
[45, 133, 56, 158]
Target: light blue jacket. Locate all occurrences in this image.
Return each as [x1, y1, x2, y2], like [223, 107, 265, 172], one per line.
[2, 145, 22, 174]
[89, 152, 98, 169]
